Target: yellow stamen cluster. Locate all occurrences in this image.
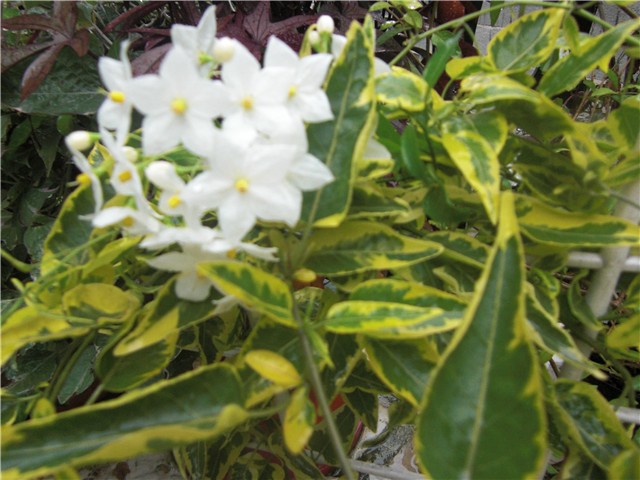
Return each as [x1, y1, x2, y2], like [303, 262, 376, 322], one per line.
[118, 170, 133, 182]
[226, 249, 237, 259]
[241, 96, 254, 111]
[171, 98, 188, 115]
[122, 216, 135, 227]
[167, 195, 182, 208]
[234, 178, 250, 193]
[288, 85, 298, 99]
[76, 173, 92, 186]
[109, 90, 126, 103]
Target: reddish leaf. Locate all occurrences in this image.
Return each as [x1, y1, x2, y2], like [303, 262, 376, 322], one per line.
[243, 1, 318, 45]
[1, 42, 54, 72]
[131, 43, 172, 76]
[318, 2, 367, 33]
[1, 14, 65, 34]
[53, 0, 78, 34]
[20, 43, 65, 101]
[67, 29, 89, 57]
[104, 2, 170, 33]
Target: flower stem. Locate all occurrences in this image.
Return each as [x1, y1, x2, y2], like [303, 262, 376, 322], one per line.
[292, 303, 355, 480]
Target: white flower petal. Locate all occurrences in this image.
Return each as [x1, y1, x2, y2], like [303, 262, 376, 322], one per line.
[171, 25, 198, 53]
[221, 41, 260, 90]
[196, 6, 217, 52]
[294, 89, 333, 122]
[147, 252, 190, 272]
[297, 54, 333, 89]
[218, 198, 256, 242]
[141, 112, 182, 155]
[264, 36, 299, 69]
[289, 154, 334, 191]
[175, 272, 213, 302]
[129, 75, 167, 115]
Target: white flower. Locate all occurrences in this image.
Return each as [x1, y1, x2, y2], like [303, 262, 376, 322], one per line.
[145, 160, 205, 227]
[263, 36, 333, 123]
[92, 206, 161, 236]
[129, 46, 231, 156]
[200, 135, 301, 242]
[220, 40, 292, 135]
[260, 117, 334, 191]
[146, 245, 225, 302]
[97, 41, 133, 145]
[139, 224, 218, 250]
[171, 6, 218, 75]
[205, 236, 279, 262]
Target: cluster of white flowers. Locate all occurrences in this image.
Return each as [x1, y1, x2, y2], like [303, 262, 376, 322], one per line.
[66, 7, 341, 301]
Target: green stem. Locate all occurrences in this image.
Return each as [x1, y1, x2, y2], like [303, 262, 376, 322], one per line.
[46, 332, 96, 405]
[292, 303, 355, 480]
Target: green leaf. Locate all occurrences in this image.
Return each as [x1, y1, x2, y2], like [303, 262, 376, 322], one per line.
[304, 221, 443, 276]
[303, 20, 376, 227]
[1, 48, 102, 115]
[62, 283, 140, 327]
[553, 380, 637, 470]
[423, 31, 462, 87]
[610, 449, 640, 480]
[416, 192, 546, 479]
[488, 8, 564, 72]
[57, 346, 96, 405]
[174, 431, 250, 480]
[516, 195, 640, 246]
[360, 336, 437, 406]
[343, 388, 378, 432]
[607, 94, 640, 153]
[325, 300, 462, 338]
[198, 261, 295, 328]
[1, 364, 248, 479]
[538, 20, 640, 98]
[115, 279, 218, 355]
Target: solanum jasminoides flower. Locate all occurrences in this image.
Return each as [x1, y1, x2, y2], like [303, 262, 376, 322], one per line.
[263, 36, 334, 123]
[129, 46, 231, 156]
[199, 135, 301, 242]
[92, 206, 162, 236]
[219, 40, 292, 135]
[97, 41, 133, 145]
[146, 245, 225, 302]
[171, 5, 218, 75]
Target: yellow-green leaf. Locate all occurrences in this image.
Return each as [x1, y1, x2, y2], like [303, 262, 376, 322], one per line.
[326, 300, 462, 338]
[115, 279, 220, 355]
[516, 195, 640, 246]
[303, 19, 376, 227]
[553, 379, 637, 470]
[360, 336, 438, 406]
[426, 231, 490, 269]
[376, 66, 428, 112]
[461, 73, 574, 141]
[304, 221, 443, 275]
[283, 387, 315, 454]
[416, 192, 547, 479]
[245, 350, 302, 389]
[440, 112, 508, 221]
[488, 8, 564, 72]
[1, 364, 247, 480]
[62, 283, 139, 327]
[198, 261, 295, 327]
[538, 20, 640, 98]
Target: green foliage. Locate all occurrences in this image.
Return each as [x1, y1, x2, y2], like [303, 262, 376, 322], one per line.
[2, 3, 640, 480]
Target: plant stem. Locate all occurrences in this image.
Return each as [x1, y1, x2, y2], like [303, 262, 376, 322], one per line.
[292, 303, 355, 480]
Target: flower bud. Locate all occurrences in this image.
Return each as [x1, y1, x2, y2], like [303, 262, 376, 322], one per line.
[123, 146, 139, 163]
[212, 37, 236, 63]
[293, 268, 317, 283]
[308, 30, 321, 46]
[317, 15, 335, 34]
[145, 160, 184, 191]
[65, 131, 94, 151]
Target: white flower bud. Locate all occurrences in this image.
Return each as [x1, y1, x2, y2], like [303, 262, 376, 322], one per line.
[308, 30, 321, 46]
[212, 37, 236, 63]
[65, 131, 93, 151]
[317, 15, 335, 34]
[123, 146, 139, 163]
[145, 160, 184, 191]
